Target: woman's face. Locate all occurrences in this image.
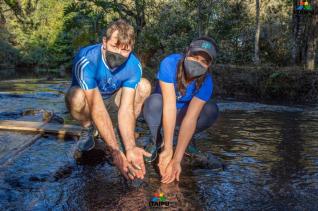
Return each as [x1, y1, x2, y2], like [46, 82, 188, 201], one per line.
[185, 52, 211, 69]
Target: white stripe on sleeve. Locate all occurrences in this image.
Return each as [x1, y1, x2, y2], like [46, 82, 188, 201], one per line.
[75, 58, 89, 90]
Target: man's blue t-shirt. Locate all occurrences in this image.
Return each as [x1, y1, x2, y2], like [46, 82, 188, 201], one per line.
[155, 53, 213, 108]
[71, 44, 142, 97]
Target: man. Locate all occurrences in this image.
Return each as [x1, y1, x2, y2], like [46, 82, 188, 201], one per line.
[65, 19, 151, 180]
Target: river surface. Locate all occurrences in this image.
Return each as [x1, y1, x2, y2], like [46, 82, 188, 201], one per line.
[0, 79, 317, 210]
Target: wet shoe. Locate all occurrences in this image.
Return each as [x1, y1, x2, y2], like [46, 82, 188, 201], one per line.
[76, 125, 96, 152]
[184, 141, 225, 170]
[144, 135, 163, 163]
[186, 143, 200, 155]
[48, 113, 64, 124]
[144, 142, 158, 163]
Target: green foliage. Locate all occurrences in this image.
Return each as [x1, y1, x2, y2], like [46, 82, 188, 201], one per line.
[0, 0, 316, 72]
[265, 71, 294, 98]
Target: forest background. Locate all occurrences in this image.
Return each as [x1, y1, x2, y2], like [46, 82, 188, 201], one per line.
[0, 0, 317, 102]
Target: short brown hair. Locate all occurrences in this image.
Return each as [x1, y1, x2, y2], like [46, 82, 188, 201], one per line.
[105, 19, 135, 48]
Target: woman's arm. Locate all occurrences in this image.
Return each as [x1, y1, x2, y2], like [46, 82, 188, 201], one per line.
[161, 96, 206, 183]
[158, 80, 177, 176]
[160, 80, 177, 150]
[173, 97, 206, 162]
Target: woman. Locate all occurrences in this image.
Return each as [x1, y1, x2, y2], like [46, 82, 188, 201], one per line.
[142, 37, 219, 183]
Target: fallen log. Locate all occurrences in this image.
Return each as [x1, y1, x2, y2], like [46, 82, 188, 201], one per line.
[0, 120, 82, 138]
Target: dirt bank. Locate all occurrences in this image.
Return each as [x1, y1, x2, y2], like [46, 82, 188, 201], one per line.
[212, 65, 318, 103]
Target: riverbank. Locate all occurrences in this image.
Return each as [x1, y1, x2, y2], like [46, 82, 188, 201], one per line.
[212, 64, 318, 104]
[1, 65, 317, 104]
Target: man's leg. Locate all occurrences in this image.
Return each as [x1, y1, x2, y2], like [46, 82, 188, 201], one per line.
[65, 86, 91, 127]
[65, 86, 95, 152]
[114, 78, 152, 118]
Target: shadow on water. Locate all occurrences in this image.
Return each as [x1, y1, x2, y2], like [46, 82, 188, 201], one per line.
[0, 79, 318, 210]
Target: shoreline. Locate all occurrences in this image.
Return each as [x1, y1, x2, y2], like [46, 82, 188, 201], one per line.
[1, 64, 317, 104]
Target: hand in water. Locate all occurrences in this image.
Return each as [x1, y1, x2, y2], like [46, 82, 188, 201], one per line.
[161, 159, 181, 184]
[112, 149, 137, 180]
[126, 146, 152, 179]
[158, 148, 173, 176]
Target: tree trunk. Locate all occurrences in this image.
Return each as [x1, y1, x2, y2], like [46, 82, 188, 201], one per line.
[197, 0, 203, 37]
[254, 0, 260, 64]
[291, 0, 309, 65]
[306, 0, 318, 71]
[291, 0, 299, 64]
[135, 0, 146, 37]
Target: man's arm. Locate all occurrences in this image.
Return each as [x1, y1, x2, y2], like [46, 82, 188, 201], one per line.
[118, 87, 151, 179]
[83, 88, 138, 179]
[118, 87, 136, 150]
[84, 88, 119, 151]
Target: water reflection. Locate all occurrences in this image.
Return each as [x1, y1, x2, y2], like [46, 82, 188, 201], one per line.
[0, 80, 317, 210]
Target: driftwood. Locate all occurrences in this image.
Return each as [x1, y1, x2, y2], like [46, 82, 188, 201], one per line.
[0, 110, 80, 166]
[0, 120, 82, 138]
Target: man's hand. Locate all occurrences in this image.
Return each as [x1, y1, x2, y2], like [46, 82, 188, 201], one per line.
[161, 159, 181, 184]
[112, 149, 139, 180]
[126, 146, 151, 179]
[158, 148, 173, 177]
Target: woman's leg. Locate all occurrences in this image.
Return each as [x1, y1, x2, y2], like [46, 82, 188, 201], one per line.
[175, 101, 219, 132]
[142, 93, 163, 145]
[195, 101, 219, 133]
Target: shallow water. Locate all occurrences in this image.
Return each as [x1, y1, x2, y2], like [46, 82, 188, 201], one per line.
[0, 79, 317, 210]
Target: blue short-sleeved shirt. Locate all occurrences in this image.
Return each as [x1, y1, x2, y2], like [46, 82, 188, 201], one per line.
[155, 54, 213, 108]
[71, 44, 142, 98]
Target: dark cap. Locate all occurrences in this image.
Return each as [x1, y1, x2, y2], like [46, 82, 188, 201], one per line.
[188, 39, 217, 62]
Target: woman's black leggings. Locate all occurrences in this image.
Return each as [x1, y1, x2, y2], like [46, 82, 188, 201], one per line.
[142, 93, 219, 143]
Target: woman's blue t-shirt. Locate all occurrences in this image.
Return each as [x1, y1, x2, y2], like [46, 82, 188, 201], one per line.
[155, 53, 213, 109]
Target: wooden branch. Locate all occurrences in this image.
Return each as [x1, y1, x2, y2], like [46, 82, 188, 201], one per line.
[0, 120, 82, 137]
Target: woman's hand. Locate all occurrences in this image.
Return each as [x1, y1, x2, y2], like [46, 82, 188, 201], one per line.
[158, 148, 173, 176]
[161, 159, 182, 184]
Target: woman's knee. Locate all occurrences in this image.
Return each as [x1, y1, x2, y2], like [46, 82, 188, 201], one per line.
[143, 93, 163, 126]
[203, 101, 219, 118]
[196, 101, 219, 131]
[143, 93, 163, 113]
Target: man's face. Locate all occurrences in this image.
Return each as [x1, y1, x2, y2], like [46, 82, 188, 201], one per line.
[103, 30, 132, 58]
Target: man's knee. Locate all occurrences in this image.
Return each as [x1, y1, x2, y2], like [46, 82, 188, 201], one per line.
[65, 87, 87, 113]
[136, 78, 151, 99]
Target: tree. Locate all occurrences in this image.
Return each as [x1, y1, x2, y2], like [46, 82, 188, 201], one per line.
[305, 0, 317, 70]
[254, 0, 261, 64]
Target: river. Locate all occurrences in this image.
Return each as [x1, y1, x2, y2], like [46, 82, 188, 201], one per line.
[0, 79, 317, 210]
